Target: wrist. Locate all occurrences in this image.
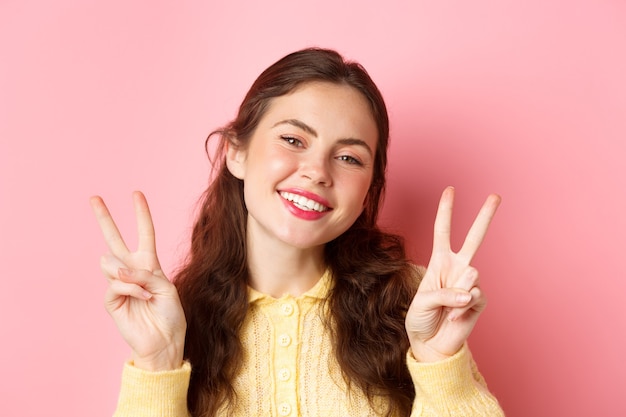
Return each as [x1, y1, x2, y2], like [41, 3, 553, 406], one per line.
[132, 344, 185, 371]
[132, 355, 184, 372]
[409, 340, 457, 363]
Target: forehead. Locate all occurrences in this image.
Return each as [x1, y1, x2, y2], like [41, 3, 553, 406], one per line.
[260, 81, 379, 140]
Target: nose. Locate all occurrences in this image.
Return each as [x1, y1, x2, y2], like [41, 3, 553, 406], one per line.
[300, 154, 332, 186]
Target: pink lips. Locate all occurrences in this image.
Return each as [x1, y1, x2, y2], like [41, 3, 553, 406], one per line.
[278, 188, 331, 221]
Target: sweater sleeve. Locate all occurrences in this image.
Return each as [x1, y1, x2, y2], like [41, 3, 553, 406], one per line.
[112, 361, 192, 417]
[407, 344, 504, 417]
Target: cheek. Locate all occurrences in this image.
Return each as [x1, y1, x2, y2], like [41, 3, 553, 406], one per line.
[266, 157, 291, 175]
[350, 175, 374, 208]
[262, 147, 296, 174]
[244, 149, 282, 181]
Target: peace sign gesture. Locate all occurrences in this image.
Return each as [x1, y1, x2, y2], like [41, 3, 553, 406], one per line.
[405, 187, 501, 362]
[90, 191, 186, 371]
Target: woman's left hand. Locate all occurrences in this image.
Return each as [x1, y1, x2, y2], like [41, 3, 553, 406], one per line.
[405, 186, 501, 362]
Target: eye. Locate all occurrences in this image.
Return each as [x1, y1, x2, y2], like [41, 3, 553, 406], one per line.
[336, 155, 363, 166]
[281, 135, 303, 147]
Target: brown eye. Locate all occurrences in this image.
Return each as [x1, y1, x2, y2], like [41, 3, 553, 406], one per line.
[337, 155, 363, 166]
[281, 135, 303, 147]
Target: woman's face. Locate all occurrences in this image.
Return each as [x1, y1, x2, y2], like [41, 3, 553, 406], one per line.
[227, 81, 378, 251]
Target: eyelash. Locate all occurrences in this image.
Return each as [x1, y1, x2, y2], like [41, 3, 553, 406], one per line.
[337, 155, 363, 166]
[280, 135, 364, 166]
[281, 135, 303, 147]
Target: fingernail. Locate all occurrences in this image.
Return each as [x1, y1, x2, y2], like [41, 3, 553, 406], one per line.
[119, 268, 134, 276]
[457, 293, 471, 303]
[142, 290, 153, 300]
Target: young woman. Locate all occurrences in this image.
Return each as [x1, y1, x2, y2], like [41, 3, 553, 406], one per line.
[91, 48, 504, 417]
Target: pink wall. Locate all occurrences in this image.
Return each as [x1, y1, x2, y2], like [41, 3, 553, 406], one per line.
[1, 1, 625, 416]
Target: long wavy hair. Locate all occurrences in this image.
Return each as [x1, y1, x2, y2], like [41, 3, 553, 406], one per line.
[174, 47, 421, 417]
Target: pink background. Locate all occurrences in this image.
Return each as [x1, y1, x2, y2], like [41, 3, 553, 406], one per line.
[1, 1, 625, 416]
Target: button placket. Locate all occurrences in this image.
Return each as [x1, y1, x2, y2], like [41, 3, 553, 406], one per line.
[278, 402, 292, 416]
[278, 368, 291, 381]
[280, 302, 294, 316]
[278, 333, 291, 347]
[272, 300, 298, 416]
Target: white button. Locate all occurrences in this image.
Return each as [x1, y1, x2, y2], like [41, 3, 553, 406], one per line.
[278, 368, 291, 381]
[280, 303, 294, 316]
[278, 334, 291, 347]
[278, 402, 292, 416]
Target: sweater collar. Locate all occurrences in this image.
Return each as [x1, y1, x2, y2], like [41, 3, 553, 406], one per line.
[247, 268, 332, 303]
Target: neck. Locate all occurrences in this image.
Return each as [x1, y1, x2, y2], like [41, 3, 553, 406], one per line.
[246, 232, 326, 298]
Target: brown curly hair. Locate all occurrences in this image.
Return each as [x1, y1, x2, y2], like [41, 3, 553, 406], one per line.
[174, 47, 421, 417]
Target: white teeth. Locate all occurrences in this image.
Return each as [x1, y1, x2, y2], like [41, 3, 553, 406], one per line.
[280, 192, 328, 212]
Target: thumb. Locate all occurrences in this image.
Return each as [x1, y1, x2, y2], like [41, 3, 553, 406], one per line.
[117, 267, 173, 295]
[412, 288, 472, 311]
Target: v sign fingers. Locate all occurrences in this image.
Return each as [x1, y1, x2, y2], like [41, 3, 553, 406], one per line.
[431, 186, 455, 254]
[406, 187, 501, 362]
[458, 193, 501, 264]
[90, 191, 162, 273]
[90, 195, 130, 259]
[133, 191, 158, 256]
[90, 191, 186, 371]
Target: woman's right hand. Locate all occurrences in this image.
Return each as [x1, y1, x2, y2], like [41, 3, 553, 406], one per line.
[90, 191, 186, 371]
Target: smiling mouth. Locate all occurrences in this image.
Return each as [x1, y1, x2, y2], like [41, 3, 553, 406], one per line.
[279, 191, 330, 213]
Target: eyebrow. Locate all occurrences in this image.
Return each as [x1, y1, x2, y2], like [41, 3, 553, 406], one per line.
[272, 119, 374, 156]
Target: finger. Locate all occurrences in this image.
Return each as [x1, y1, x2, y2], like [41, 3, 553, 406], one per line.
[132, 191, 157, 254]
[452, 266, 480, 291]
[432, 186, 455, 253]
[118, 267, 166, 293]
[413, 288, 473, 311]
[105, 280, 152, 309]
[458, 193, 501, 262]
[100, 254, 128, 281]
[90, 195, 130, 256]
[448, 286, 487, 322]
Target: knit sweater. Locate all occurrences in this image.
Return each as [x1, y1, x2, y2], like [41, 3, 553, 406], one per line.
[113, 270, 504, 416]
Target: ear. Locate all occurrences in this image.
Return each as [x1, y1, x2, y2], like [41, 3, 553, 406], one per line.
[225, 139, 247, 180]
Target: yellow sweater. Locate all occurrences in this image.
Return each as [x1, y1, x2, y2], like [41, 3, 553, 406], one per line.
[114, 271, 503, 416]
